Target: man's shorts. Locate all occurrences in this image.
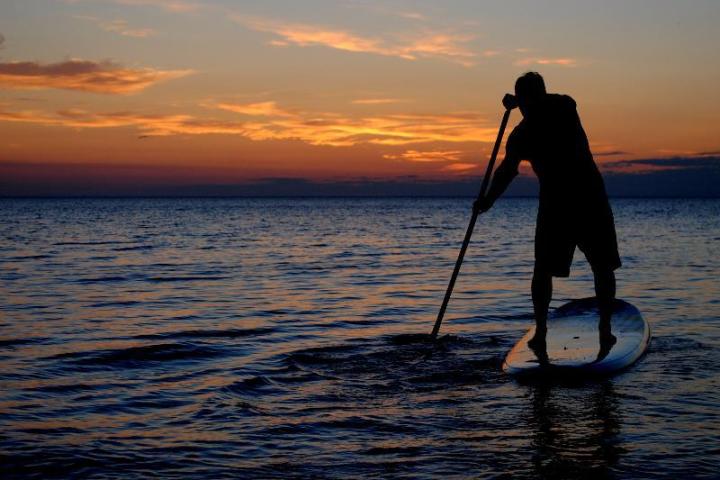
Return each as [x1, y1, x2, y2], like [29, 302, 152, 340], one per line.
[535, 203, 621, 277]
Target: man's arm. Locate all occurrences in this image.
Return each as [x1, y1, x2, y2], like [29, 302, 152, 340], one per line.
[474, 144, 521, 213]
[486, 153, 520, 205]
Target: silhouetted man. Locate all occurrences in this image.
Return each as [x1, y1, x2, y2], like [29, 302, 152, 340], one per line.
[475, 72, 621, 353]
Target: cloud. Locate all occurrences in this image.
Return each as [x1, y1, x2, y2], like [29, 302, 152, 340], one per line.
[515, 57, 578, 67]
[5, 156, 719, 198]
[351, 98, 405, 105]
[383, 149, 464, 162]
[65, 0, 202, 13]
[601, 156, 720, 197]
[604, 156, 720, 174]
[442, 163, 476, 172]
[6, 161, 720, 198]
[0, 107, 251, 136]
[232, 15, 476, 65]
[233, 15, 411, 59]
[0, 59, 192, 94]
[242, 111, 497, 147]
[211, 102, 497, 146]
[0, 33, 4, 48]
[398, 12, 426, 21]
[74, 15, 156, 37]
[0, 102, 498, 147]
[214, 101, 295, 117]
[402, 34, 476, 65]
[114, 0, 201, 11]
[594, 150, 631, 157]
[342, 2, 427, 21]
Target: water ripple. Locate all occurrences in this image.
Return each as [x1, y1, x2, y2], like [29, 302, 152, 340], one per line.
[1, 198, 718, 479]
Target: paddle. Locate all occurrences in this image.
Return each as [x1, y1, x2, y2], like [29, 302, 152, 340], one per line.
[431, 97, 516, 338]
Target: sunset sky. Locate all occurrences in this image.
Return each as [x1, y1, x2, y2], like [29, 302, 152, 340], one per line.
[1, 0, 719, 196]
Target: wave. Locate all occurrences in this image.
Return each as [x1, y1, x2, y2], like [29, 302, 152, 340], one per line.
[48, 342, 223, 367]
[7, 254, 52, 260]
[404, 356, 501, 386]
[221, 376, 275, 396]
[0, 337, 48, 348]
[112, 245, 155, 252]
[75, 275, 229, 284]
[135, 327, 276, 341]
[88, 300, 141, 308]
[53, 240, 135, 246]
[146, 276, 228, 282]
[647, 336, 711, 353]
[29, 382, 122, 394]
[75, 276, 129, 284]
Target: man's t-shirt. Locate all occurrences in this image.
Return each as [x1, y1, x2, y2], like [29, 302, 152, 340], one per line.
[504, 93, 621, 275]
[506, 93, 609, 216]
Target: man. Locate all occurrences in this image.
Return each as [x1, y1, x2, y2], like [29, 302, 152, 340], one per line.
[475, 72, 621, 355]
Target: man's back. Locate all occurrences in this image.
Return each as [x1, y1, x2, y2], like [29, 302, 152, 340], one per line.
[508, 93, 607, 207]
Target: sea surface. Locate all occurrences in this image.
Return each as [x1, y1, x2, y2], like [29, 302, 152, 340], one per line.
[1, 198, 719, 479]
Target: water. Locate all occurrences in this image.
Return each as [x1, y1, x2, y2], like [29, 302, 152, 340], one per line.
[1, 198, 719, 479]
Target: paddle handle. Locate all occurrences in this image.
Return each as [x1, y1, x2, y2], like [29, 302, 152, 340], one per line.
[430, 108, 512, 338]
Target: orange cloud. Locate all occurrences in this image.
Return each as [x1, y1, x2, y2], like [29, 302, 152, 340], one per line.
[442, 163, 476, 172]
[74, 15, 156, 37]
[68, 0, 203, 13]
[0, 103, 498, 147]
[214, 101, 295, 117]
[383, 149, 464, 162]
[351, 98, 405, 105]
[211, 102, 497, 146]
[0, 59, 191, 94]
[515, 57, 577, 67]
[344, 2, 428, 22]
[121, 0, 200, 11]
[0, 107, 246, 136]
[232, 15, 476, 65]
[398, 12, 426, 21]
[401, 34, 476, 66]
[234, 15, 410, 58]
[238, 113, 494, 147]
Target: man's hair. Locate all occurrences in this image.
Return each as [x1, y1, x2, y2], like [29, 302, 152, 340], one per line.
[515, 72, 546, 100]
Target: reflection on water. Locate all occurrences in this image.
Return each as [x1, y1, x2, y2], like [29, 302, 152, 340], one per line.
[0, 198, 719, 479]
[528, 381, 621, 479]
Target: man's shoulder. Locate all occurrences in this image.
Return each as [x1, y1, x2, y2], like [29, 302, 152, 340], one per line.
[509, 120, 528, 141]
[507, 120, 530, 155]
[547, 93, 577, 109]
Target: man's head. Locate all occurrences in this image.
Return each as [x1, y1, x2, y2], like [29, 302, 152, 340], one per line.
[515, 72, 546, 117]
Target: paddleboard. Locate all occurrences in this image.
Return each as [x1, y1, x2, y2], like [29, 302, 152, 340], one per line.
[503, 297, 650, 376]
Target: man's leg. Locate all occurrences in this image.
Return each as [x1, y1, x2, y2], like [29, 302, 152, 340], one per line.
[529, 266, 552, 347]
[593, 267, 617, 343]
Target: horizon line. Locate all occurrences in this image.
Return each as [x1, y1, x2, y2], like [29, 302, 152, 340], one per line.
[2, 195, 719, 200]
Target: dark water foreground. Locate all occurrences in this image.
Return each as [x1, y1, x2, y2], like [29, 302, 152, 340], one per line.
[1, 198, 719, 479]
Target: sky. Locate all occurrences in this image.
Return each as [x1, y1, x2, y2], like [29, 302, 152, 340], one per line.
[0, 0, 719, 196]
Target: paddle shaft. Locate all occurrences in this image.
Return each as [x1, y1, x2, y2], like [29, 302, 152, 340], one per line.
[431, 107, 512, 338]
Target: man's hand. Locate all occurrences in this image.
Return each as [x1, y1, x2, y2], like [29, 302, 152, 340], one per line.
[503, 93, 518, 110]
[473, 196, 493, 214]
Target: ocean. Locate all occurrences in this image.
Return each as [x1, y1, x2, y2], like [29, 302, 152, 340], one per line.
[1, 198, 719, 479]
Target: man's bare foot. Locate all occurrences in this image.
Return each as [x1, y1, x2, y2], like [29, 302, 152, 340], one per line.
[528, 326, 549, 365]
[527, 325, 547, 350]
[595, 328, 617, 363]
[600, 331, 617, 345]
